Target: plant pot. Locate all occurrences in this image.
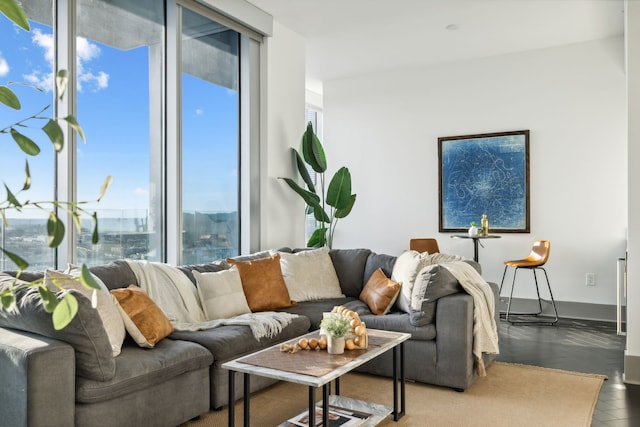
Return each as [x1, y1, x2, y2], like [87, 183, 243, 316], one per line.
[468, 225, 478, 237]
[327, 336, 345, 354]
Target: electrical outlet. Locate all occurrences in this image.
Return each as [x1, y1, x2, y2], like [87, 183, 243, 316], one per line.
[586, 273, 596, 286]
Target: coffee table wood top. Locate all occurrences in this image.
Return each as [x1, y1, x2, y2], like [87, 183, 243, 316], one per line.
[222, 328, 410, 388]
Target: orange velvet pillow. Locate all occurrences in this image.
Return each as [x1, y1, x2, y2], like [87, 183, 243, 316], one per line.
[359, 268, 401, 315]
[110, 286, 174, 348]
[227, 253, 296, 312]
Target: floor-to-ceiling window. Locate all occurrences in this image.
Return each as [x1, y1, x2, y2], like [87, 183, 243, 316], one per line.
[0, 0, 261, 270]
[0, 0, 54, 270]
[180, 7, 239, 264]
[76, 0, 165, 265]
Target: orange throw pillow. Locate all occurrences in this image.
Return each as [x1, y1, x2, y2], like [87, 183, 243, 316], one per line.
[360, 268, 401, 315]
[227, 253, 296, 312]
[110, 286, 174, 348]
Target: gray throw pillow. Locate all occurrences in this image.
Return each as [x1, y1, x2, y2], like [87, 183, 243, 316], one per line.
[0, 273, 116, 381]
[409, 265, 462, 326]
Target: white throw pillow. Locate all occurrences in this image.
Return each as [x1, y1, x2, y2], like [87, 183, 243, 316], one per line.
[278, 247, 344, 302]
[46, 266, 126, 357]
[193, 267, 251, 320]
[391, 250, 431, 313]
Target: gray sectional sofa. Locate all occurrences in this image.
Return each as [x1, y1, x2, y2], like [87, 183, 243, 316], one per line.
[0, 248, 499, 427]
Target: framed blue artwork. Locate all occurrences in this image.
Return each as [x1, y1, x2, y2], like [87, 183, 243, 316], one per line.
[438, 130, 530, 233]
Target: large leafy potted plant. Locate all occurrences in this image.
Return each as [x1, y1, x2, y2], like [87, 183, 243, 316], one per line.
[279, 122, 356, 248]
[0, 0, 110, 330]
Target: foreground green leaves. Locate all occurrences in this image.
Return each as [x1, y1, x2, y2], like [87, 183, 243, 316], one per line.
[0, 0, 29, 31]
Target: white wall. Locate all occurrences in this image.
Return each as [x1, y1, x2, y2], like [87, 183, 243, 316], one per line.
[261, 21, 306, 250]
[322, 37, 627, 307]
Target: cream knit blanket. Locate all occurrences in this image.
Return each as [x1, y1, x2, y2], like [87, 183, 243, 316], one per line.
[441, 261, 500, 376]
[125, 260, 296, 340]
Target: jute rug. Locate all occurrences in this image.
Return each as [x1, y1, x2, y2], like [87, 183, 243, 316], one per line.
[182, 362, 606, 427]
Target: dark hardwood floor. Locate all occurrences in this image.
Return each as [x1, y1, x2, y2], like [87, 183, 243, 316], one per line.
[496, 317, 640, 426]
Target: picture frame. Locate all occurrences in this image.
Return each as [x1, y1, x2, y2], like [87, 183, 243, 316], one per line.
[438, 130, 530, 233]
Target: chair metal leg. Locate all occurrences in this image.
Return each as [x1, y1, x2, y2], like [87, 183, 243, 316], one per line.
[503, 266, 558, 325]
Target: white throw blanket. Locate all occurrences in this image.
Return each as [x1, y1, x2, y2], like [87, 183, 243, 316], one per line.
[125, 260, 296, 340]
[441, 261, 500, 376]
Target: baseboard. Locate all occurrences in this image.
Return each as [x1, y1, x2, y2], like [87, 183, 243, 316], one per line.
[624, 353, 640, 385]
[498, 297, 623, 324]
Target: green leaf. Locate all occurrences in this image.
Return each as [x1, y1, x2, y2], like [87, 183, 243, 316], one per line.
[0, 248, 29, 271]
[42, 119, 64, 152]
[279, 177, 321, 208]
[56, 70, 68, 100]
[47, 211, 65, 248]
[1, 293, 16, 311]
[10, 128, 40, 156]
[52, 293, 78, 330]
[310, 205, 328, 223]
[80, 264, 101, 290]
[0, 0, 29, 31]
[97, 175, 112, 201]
[22, 160, 31, 191]
[91, 212, 99, 244]
[300, 122, 326, 173]
[63, 115, 86, 143]
[292, 149, 316, 193]
[38, 286, 58, 313]
[335, 194, 357, 219]
[4, 183, 22, 208]
[306, 228, 327, 248]
[327, 167, 353, 210]
[0, 86, 20, 109]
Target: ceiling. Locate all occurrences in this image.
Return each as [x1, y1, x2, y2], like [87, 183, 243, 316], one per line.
[246, 0, 625, 94]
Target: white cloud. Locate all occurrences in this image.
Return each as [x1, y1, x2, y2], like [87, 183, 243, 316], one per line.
[32, 29, 54, 64]
[0, 54, 9, 77]
[76, 37, 101, 62]
[26, 30, 109, 93]
[195, 108, 204, 115]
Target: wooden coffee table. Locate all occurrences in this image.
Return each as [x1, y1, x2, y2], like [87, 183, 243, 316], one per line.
[222, 328, 410, 426]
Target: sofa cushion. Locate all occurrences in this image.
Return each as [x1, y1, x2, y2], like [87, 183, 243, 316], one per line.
[363, 252, 397, 285]
[344, 300, 436, 341]
[193, 268, 251, 320]
[278, 297, 357, 330]
[227, 253, 296, 312]
[169, 315, 311, 362]
[54, 266, 127, 357]
[90, 260, 138, 290]
[359, 268, 401, 315]
[178, 260, 230, 285]
[110, 286, 174, 348]
[329, 248, 372, 298]
[279, 247, 344, 302]
[75, 338, 213, 403]
[0, 273, 116, 381]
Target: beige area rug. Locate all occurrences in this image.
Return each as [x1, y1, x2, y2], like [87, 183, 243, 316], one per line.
[182, 362, 606, 427]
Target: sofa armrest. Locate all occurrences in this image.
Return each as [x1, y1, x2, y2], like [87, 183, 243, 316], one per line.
[0, 328, 76, 427]
[434, 292, 476, 390]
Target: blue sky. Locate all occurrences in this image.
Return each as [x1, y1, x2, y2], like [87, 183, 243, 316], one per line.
[1, 17, 239, 219]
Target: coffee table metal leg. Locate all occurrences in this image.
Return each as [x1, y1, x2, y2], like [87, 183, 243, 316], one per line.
[392, 342, 406, 420]
[228, 370, 234, 427]
[335, 377, 340, 395]
[243, 373, 250, 427]
[322, 383, 329, 426]
[308, 386, 315, 426]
